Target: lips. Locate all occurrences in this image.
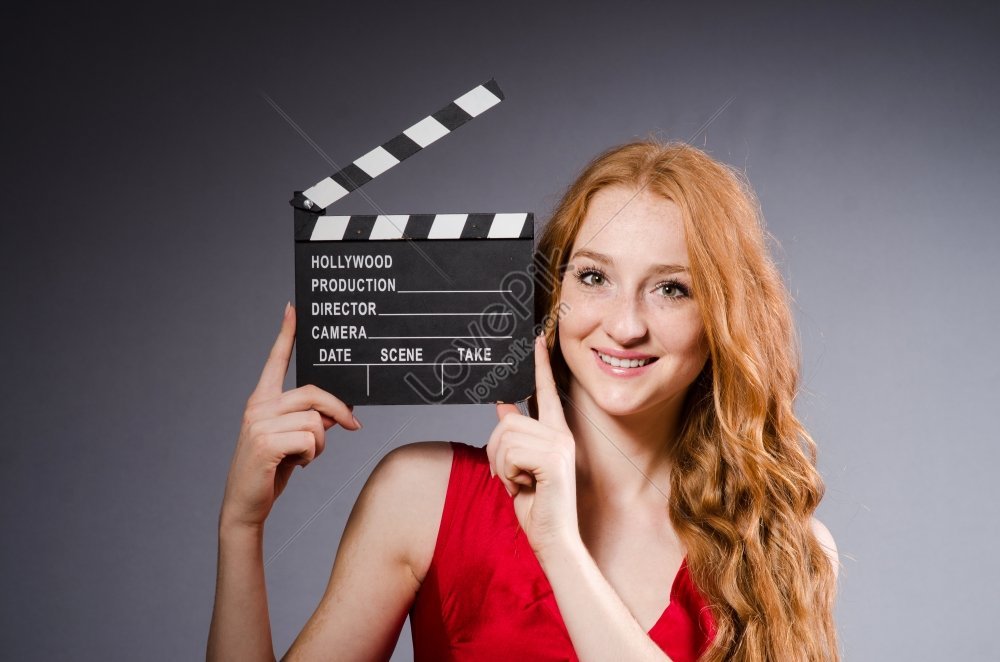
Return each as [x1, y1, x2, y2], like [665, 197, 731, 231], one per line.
[591, 348, 659, 377]
[596, 351, 655, 368]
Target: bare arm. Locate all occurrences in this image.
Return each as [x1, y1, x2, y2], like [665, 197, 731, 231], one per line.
[207, 305, 453, 661]
[206, 303, 363, 660]
[208, 441, 450, 662]
[208, 520, 276, 662]
[486, 336, 673, 660]
[536, 537, 674, 662]
[280, 441, 452, 660]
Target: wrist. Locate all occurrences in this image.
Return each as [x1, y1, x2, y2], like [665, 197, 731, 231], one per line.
[535, 529, 587, 573]
[218, 511, 265, 540]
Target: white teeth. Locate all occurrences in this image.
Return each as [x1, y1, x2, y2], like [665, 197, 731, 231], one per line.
[597, 351, 654, 368]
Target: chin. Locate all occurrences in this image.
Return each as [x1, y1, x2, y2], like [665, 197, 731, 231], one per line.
[609, 398, 667, 419]
[577, 382, 662, 418]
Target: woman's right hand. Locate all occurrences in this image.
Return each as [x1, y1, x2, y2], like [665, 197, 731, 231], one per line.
[219, 302, 362, 530]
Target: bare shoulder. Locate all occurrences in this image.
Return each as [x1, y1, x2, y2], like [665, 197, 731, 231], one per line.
[372, 441, 455, 585]
[810, 516, 840, 581]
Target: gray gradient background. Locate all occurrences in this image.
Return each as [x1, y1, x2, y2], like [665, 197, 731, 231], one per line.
[3, 2, 998, 660]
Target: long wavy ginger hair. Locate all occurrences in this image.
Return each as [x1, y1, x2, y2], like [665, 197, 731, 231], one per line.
[533, 140, 839, 661]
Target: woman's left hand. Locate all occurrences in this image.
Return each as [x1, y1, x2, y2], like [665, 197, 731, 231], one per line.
[487, 335, 579, 557]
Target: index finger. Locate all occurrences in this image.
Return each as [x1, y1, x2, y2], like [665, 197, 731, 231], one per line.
[533, 334, 566, 427]
[252, 302, 295, 399]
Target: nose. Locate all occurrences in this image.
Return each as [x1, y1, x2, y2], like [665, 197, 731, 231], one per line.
[602, 291, 649, 345]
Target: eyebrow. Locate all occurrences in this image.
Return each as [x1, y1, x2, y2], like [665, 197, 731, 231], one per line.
[569, 249, 689, 275]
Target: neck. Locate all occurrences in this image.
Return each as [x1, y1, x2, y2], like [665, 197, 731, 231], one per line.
[564, 382, 686, 509]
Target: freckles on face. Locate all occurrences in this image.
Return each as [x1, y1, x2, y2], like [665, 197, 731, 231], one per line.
[555, 185, 708, 415]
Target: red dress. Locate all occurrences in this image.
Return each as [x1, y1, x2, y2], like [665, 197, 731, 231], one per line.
[410, 441, 717, 661]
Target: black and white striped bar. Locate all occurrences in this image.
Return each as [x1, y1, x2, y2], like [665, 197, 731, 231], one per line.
[295, 212, 532, 242]
[302, 79, 505, 210]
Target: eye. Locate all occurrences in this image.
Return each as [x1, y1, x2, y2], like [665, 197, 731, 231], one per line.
[574, 266, 608, 287]
[655, 280, 690, 299]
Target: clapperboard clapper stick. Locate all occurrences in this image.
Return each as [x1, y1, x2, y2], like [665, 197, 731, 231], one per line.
[290, 79, 536, 406]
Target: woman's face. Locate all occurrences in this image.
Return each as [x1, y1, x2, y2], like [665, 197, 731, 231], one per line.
[557, 184, 709, 418]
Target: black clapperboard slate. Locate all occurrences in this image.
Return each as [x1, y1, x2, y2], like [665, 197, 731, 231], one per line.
[290, 79, 535, 405]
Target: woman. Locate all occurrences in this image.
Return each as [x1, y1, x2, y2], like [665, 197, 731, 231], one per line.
[208, 140, 841, 661]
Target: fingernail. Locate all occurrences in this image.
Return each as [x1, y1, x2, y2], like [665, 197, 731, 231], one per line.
[490, 464, 495, 478]
[284, 301, 292, 317]
[504, 484, 512, 496]
[352, 415, 362, 430]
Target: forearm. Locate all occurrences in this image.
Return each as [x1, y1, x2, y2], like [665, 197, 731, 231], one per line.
[206, 520, 277, 662]
[537, 536, 673, 662]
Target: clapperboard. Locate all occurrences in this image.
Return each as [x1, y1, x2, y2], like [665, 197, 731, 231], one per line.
[291, 79, 536, 406]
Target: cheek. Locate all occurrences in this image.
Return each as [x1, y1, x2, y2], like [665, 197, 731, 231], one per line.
[656, 311, 707, 358]
[555, 289, 603, 339]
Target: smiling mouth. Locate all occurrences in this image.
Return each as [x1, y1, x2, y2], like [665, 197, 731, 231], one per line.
[594, 350, 659, 369]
